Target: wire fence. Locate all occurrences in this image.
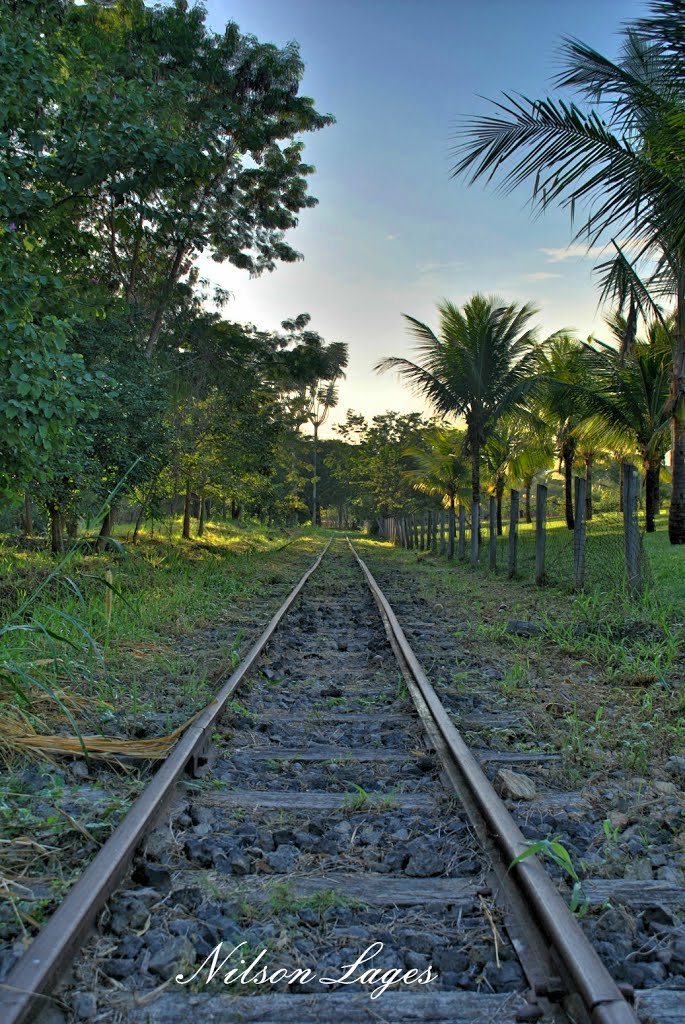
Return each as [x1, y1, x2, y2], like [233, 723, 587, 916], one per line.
[382, 466, 650, 600]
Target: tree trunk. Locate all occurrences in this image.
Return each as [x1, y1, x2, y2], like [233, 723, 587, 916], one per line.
[562, 441, 575, 530]
[496, 477, 504, 536]
[198, 496, 206, 537]
[182, 481, 192, 540]
[47, 502, 64, 556]
[22, 491, 33, 537]
[448, 495, 455, 559]
[312, 423, 318, 525]
[585, 456, 593, 521]
[669, 286, 685, 543]
[619, 460, 625, 512]
[66, 512, 78, 543]
[645, 461, 660, 533]
[470, 429, 480, 504]
[525, 479, 532, 524]
[669, 415, 685, 540]
[132, 503, 146, 544]
[97, 507, 114, 552]
[145, 244, 187, 358]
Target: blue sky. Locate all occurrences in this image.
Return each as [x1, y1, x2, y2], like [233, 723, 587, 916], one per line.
[199, 0, 645, 432]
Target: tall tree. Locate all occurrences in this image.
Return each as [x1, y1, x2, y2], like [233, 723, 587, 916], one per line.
[376, 295, 539, 509]
[277, 315, 348, 524]
[450, 1, 685, 542]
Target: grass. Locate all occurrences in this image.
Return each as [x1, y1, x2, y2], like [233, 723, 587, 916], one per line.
[0, 519, 325, 756]
[355, 521, 685, 781]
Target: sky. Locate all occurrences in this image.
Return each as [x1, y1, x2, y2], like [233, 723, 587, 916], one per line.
[198, 0, 646, 434]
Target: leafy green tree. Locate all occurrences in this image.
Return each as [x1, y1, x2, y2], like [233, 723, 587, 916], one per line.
[335, 411, 428, 523]
[277, 315, 348, 523]
[66, 1, 334, 357]
[376, 295, 539, 508]
[450, 0, 685, 542]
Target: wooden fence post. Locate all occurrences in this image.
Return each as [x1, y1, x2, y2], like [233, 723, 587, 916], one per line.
[419, 516, 425, 551]
[508, 490, 519, 578]
[489, 495, 497, 569]
[430, 512, 438, 553]
[458, 505, 466, 560]
[535, 484, 547, 586]
[470, 500, 479, 566]
[573, 477, 587, 591]
[448, 505, 455, 559]
[623, 464, 641, 596]
[440, 509, 446, 555]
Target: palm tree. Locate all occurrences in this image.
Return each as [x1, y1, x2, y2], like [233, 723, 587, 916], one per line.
[450, 2, 685, 543]
[482, 415, 554, 530]
[534, 335, 588, 529]
[403, 426, 469, 557]
[376, 295, 539, 514]
[573, 330, 672, 532]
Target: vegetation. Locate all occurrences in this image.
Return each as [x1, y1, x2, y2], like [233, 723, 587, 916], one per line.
[450, 0, 685, 544]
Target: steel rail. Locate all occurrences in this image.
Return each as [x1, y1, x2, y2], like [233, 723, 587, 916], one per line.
[0, 538, 333, 1024]
[348, 538, 638, 1024]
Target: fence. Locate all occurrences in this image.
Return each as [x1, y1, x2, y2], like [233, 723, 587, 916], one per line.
[380, 465, 648, 598]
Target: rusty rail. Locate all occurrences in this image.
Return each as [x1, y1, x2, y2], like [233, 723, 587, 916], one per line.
[347, 538, 637, 1024]
[0, 539, 332, 1024]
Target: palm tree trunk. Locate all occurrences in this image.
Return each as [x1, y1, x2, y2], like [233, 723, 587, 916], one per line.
[448, 496, 455, 559]
[525, 479, 532, 524]
[670, 402, 685, 542]
[645, 461, 660, 533]
[496, 477, 504, 536]
[562, 441, 575, 530]
[471, 430, 480, 504]
[669, 285, 685, 543]
[182, 481, 192, 540]
[585, 457, 593, 521]
[619, 460, 625, 513]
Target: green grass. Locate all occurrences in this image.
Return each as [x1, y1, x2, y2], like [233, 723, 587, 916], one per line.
[0, 519, 325, 750]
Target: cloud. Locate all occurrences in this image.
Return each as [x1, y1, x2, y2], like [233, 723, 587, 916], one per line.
[524, 271, 563, 281]
[416, 260, 465, 274]
[540, 237, 650, 263]
[385, 234, 399, 241]
[540, 244, 605, 262]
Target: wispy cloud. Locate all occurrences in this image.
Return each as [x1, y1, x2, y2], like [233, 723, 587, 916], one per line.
[540, 244, 604, 262]
[416, 260, 465, 274]
[540, 237, 649, 263]
[385, 233, 399, 241]
[524, 271, 562, 281]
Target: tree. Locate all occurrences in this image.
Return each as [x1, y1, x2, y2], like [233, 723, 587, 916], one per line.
[483, 417, 553, 530]
[65, 1, 335, 358]
[277, 315, 348, 524]
[376, 295, 539, 510]
[450, 1, 685, 542]
[403, 426, 468, 557]
[335, 411, 429, 524]
[534, 335, 588, 529]
[573, 322, 672, 532]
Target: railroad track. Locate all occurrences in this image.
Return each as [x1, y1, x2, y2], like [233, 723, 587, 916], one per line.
[0, 539, 652, 1023]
